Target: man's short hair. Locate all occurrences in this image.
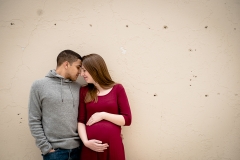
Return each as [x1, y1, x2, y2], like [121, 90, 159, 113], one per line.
[57, 50, 82, 67]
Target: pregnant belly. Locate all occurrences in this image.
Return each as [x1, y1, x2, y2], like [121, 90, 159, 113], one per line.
[86, 120, 121, 142]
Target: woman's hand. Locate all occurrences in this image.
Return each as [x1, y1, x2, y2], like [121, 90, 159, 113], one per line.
[87, 112, 105, 126]
[87, 112, 125, 126]
[84, 139, 109, 152]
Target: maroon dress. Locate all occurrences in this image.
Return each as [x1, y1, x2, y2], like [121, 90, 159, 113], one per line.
[78, 84, 132, 160]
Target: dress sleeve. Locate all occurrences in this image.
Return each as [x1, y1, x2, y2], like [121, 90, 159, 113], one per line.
[78, 86, 87, 124]
[117, 84, 132, 126]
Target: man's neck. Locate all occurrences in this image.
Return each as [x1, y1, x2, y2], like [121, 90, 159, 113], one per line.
[56, 67, 67, 79]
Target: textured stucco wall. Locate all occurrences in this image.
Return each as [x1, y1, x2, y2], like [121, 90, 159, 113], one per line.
[0, 0, 240, 159]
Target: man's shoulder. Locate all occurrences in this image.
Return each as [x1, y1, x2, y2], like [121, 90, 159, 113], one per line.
[31, 77, 49, 88]
[71, 81, 81, 85]
[71, 81, 81, 90]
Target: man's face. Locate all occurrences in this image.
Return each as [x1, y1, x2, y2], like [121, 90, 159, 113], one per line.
[66, 59, 82, 81]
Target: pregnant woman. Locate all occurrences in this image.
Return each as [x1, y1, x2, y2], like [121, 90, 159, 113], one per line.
[78, 54, 132, 160]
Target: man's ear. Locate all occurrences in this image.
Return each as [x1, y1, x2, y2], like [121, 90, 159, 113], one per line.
[63, 61, 69, 69]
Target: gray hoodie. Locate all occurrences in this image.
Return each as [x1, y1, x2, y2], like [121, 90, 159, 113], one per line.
[28, 70, 81, 155]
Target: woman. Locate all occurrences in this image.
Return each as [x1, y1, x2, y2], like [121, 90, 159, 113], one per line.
[78, 54, 132, 160]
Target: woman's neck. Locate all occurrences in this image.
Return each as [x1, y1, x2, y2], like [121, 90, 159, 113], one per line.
[94, 83, 113, 96]
[94, 83, 104, 92]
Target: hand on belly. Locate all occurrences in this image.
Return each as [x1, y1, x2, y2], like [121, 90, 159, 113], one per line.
[86, 120, 121, 142]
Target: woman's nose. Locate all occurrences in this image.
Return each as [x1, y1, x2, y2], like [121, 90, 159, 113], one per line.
[80, 72, 84, 76]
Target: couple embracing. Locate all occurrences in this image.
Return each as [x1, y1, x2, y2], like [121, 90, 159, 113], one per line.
[28, 50, 132, 160]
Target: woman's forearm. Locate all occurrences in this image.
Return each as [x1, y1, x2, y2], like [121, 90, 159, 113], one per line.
[102, 112, 125, 126]
[78, 122, 88, 144]
[78, 122, 109, 152]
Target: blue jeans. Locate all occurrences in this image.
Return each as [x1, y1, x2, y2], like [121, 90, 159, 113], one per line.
[42, 147, 81, 160]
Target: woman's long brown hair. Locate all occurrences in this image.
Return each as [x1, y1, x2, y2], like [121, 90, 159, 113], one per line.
[82, 54, 115, 103]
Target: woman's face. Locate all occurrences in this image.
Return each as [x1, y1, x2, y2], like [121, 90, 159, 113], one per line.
[81, 65, 95, 84]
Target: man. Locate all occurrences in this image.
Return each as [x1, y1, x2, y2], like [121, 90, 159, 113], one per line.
[29, 50, 109, 160]
[28, 50, 82, 160]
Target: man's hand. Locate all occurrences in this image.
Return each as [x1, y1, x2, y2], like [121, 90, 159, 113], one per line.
[49, 149, 55, 153]
[86, 112, 105, 126]
[84, 139, 109, 152]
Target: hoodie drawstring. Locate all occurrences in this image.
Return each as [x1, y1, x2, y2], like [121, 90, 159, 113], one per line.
[69, 84, 74, 107]
[60, 77, 74, 107]
[47, 70, 74, 105]
[61, 79, 63, 102]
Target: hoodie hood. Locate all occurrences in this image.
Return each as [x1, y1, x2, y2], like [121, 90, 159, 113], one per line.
[45, 69, 72, 83]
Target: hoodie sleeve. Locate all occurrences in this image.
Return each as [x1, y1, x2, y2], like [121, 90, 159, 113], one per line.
[28, 80, 52, 155]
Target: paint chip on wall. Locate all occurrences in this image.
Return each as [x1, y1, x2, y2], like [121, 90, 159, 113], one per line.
[120, 47, 126, 54]
[37, 9, 43, 16]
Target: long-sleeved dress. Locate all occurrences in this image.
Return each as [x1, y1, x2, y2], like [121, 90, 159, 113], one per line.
[78, 84, 132, 160]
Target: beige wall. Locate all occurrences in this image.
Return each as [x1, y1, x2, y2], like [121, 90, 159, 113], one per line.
[0, 0, 240, 159]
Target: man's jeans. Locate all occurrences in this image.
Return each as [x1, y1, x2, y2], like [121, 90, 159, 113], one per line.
[42, 147, 81, 160]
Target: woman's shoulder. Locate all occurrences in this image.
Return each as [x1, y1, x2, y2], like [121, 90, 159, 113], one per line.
[80, 84, 89, 93]
[113, 83, 124, 90]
